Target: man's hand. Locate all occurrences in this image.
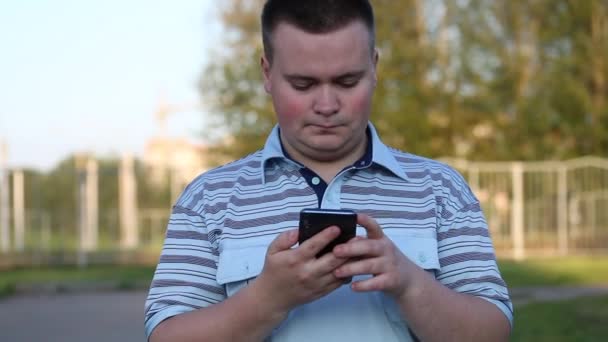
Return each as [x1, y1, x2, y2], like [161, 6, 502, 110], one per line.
[332, 213, 421, 299]
[252, 226, 349, 316]
[333, 214, 511, 341]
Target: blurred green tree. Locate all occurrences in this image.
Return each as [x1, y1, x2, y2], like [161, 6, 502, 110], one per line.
[447, 0, 608, 159]
[200, 0, 608, 161]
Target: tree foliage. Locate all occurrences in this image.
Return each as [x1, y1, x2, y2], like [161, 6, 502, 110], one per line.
[201, 0, 608, 162]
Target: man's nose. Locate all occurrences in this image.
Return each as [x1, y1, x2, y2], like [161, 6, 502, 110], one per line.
[312, 85, 340, 116]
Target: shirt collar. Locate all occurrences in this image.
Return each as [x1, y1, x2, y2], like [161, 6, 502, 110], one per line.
[260, 122, 409, 183]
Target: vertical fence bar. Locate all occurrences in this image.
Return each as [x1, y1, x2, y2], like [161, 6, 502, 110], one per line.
[41, 211, 51, 251]
[0, 141, 10, 253]
[13, 169, 25, 251]
[170, 167, 183, 205]
[469, 165, 480, 195]
[120, 153, 139, 249]
[511, 162, 525, 260]
[76, 155, 88, 267]
[85, 158, 98, 251]
[557, 165, 568, 255]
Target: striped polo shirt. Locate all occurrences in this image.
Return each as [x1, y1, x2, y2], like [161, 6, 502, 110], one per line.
[144, 123, 513, 341]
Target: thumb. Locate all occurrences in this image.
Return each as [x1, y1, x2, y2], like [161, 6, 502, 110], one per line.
[357, 213, 384, 239]
[267, 229, 298, 255]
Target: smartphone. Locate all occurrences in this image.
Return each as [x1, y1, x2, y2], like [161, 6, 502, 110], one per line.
[298, 208, 357, 257]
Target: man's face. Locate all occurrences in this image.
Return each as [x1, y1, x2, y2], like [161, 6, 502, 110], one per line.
[262, 20, 378, 163]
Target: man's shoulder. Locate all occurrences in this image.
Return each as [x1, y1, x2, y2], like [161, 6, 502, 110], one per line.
[176, 150, 264, 205]
[386, 148, 460, 177]
[384, 148, 474, 200]
[202, 150, 264, 180]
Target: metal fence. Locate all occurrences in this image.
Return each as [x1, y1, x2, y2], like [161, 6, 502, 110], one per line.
[442, 156, 608, 259]
[1, 156, 607, 266]
[0, 154, 175, 268]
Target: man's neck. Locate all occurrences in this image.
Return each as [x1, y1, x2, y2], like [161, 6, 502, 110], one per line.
[282, 136, 368, 184]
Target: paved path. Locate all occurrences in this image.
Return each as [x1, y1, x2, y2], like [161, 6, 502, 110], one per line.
[0, 290, 148, 342]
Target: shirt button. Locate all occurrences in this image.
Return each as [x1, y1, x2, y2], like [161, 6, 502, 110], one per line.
[418, 252, 427, 263]
[312, 177, 320, 185]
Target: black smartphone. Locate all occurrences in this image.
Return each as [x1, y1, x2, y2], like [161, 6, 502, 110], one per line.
[298, 208, 357, 257]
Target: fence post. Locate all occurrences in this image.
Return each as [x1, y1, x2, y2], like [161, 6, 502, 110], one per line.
[120, 153, 139, 249]
[76, 155, 88, 267]
[0, 141, 10, 253]
[170, 167, 183, 205]
[13, 169, 25, 252]
[469, 165, 480, 195]
[511, 162, 525, 260]
[557, 165, 568, 255]
[85, 158, 98, 251]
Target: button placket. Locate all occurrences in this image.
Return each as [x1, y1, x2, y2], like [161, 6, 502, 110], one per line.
[322, 174, 345, 208]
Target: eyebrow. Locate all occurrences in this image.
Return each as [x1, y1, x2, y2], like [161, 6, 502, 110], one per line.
[285, 70, 366, 83]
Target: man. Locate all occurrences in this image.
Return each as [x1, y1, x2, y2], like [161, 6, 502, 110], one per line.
[145, 1, 513, 341]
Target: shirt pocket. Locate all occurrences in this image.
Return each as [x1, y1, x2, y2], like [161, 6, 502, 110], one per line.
[382, 232, 441, 331]
[387, 232, 441, 271]
[216, 244, 268, 297]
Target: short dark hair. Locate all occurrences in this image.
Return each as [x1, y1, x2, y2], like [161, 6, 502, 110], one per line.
[261, 0, 375, 64]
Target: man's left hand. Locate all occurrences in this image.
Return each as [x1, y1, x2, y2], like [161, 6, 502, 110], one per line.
[332, 213, 422, 299]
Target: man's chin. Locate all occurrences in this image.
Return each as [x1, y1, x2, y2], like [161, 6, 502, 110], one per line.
[303, 143, 349, 161]
[307, 138, 344, 152]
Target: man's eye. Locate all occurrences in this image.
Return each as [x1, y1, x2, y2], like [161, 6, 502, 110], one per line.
[337, 78, 359, 88]
[292, 82, 313, 90]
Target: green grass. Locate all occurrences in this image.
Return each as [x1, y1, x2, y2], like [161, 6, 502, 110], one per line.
[1, 256, 607, 296]
[513, 295, 608, 341]
[498, 256, 608, 287]
[500, 257, 608, 340]
[0, 265, 155, 298]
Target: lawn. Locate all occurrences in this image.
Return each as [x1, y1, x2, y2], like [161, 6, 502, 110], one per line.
[2, 256, 608, 299]
[497, 257, 608, 341]
[512, 295, 608, 341]
[498, 256, 608, 287]
[0, 265, 155, 298]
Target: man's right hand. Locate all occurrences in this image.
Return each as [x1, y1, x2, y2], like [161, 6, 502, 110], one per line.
[251, 226, 348, 316]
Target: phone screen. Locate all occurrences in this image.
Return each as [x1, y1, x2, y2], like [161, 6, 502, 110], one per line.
[298, 208, 357, 257]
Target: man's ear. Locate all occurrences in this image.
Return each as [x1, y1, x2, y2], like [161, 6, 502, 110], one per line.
[261, 56, 271, 93]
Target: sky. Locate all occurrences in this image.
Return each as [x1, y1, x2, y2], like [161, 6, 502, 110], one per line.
[0, 1, 222, 171]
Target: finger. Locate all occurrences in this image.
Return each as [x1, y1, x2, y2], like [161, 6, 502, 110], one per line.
[267, 229, 298, 255]
[349, 236, 365, 242]
[350, 273, 392, 292]
[316, 271, 346, 288]
[357, 214, 384, 239]
[316, 250, 349, 272]
[333, 237, 382, 259]
[334, 257, 383, 279]
[330, 236, 364, 255]
[297, 225, 341, 258]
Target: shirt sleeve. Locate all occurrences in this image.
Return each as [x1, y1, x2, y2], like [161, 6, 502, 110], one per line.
[144, 205, 226, 339]
[435, 200, 514, 328]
